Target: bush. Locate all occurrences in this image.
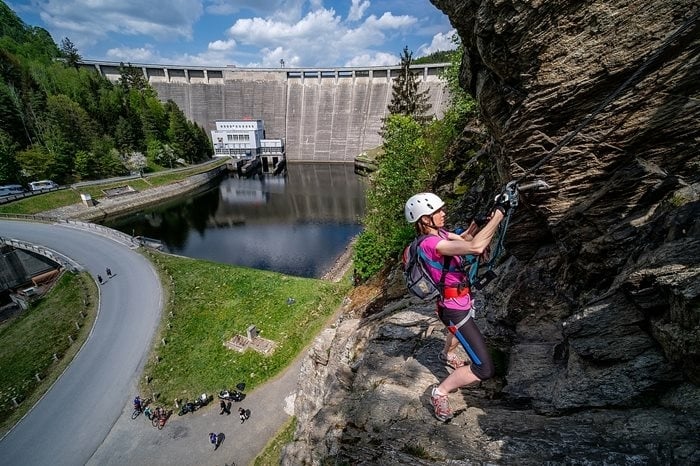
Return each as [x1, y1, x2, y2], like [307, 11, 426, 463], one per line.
[352, 40, 479, 283]
[353, 115, 433, 281]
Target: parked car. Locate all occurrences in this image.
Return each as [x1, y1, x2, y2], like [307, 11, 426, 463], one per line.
[28, 180, 58, 191]
[0, 184, 25, 197]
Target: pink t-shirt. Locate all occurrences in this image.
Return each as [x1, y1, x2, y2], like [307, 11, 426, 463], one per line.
[420, 233, 472, 311]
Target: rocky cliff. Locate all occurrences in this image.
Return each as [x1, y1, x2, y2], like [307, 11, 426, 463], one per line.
[282, 1, 699, 464]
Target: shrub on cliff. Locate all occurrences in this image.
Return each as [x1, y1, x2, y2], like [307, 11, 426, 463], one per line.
[353, 113, 444, 281]
[353, 40, 478, 282]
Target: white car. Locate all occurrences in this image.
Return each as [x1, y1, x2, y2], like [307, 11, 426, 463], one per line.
[29, 180, 59, 191]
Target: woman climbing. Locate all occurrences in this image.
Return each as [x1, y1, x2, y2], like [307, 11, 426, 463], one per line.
[404, 192, 510, 422]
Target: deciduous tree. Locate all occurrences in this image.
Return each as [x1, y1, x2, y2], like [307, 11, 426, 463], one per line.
[0, 129, 21, 183]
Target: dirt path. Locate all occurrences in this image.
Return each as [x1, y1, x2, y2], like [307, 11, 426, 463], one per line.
[320, 236, 356, 282]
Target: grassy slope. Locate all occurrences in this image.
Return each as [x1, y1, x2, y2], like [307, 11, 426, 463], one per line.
[141, 250, 351, 403]
[253, 417, 296, 465]
[0, 164, 350, 457]
[0, 272, 97, 434]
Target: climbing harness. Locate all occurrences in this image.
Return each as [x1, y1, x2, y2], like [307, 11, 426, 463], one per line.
[447, 309, 476, 336]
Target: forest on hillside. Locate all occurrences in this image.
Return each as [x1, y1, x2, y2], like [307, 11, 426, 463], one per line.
[0, 1, 212, 186]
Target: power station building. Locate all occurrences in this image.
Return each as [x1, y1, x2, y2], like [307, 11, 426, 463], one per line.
[210, 119, 285, 158]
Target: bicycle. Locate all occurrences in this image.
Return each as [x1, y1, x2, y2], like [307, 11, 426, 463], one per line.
[131, 406, 142, 419]
[130, 396, 151, 420]
[151, 407, 168, 429]
[151, 408, 162, 427]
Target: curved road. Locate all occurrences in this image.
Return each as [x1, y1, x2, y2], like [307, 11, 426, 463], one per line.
[0, 220, 163, 465]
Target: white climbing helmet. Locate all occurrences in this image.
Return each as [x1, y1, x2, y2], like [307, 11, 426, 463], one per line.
[404, 193, 445, 223]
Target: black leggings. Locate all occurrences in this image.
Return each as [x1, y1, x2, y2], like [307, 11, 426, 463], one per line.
[437, 306, 494, 381]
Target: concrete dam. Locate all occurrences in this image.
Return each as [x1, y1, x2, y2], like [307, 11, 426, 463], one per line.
[80, 61, 450, 163]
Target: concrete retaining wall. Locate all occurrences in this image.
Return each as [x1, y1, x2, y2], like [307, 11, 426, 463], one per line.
[81, 61, 450, 162]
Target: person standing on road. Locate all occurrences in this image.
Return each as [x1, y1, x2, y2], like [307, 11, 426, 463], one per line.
[219, 399, 231, 415]
[238, 407, 249, 423]
[97, 274, 103, 284]
[106, 267, 112, 278]
[209, 432, 217, 449]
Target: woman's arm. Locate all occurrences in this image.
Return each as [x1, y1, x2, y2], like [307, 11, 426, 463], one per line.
[436, 210, 504, 256]
[459, 220, 481, 240]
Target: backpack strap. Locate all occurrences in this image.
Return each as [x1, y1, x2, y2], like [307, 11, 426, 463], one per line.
[416, 235, 453, 292]
[437, 254, 451, 292]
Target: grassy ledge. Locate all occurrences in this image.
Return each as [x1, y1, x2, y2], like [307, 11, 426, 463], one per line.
[0, 272, 98, 436]
[140, 250, 351, 404]
[253, 416, 297, 465]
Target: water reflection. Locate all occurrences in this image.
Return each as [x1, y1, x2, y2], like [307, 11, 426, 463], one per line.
[105, 163, 366, 278]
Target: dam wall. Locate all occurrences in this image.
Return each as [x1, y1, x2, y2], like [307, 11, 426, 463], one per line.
[80, 61, 450, 162]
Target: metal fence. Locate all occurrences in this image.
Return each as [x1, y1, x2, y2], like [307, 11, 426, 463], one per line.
[0, 214, 166, 251]
[0, 237, 83, 272]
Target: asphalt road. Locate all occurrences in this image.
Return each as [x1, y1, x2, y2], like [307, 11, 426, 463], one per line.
[0, 220, 163, 466]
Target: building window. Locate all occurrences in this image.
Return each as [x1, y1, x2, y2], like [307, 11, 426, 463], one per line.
[227, 135, 233, 141]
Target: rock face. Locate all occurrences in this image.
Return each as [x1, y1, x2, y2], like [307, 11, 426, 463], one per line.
[282, 1, 699, 464]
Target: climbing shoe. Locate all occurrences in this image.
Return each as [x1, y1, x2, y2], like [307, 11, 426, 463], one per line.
[438, 352, 466, 370]
[430, 385, 453, 422]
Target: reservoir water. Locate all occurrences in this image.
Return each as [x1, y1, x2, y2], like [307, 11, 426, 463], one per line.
[104, 163, 366, 278]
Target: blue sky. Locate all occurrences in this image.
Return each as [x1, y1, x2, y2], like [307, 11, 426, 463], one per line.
[8, 0, 456, 67]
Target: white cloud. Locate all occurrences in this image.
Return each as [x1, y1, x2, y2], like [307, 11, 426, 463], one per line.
[208, 39, 236, 51]
[228, 9, 339, 44]
[418, 29, 458, 55]
[269, 0, 306, 23]
[36, 0, 203, 41]
[105, 44, 237, 67]
[177, 50, 235, 66]
[364, 12, 416, 29]
[259, 46, 300, 68]
[106, 46, 158, 63]
[344, 52, 397, 67]
[225, 6, 419, 67]
[348, 0, 370, 21]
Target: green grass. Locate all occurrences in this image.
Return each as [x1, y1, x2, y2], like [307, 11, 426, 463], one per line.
[253, 416, 296, 465]
[141, 250, 350, 404]
[0, 160, 227, 216]
[0, 271, 97, 434]
[0, 189, 82, 215]
[402, 443, 434, 460]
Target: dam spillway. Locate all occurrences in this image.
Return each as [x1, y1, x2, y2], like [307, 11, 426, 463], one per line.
[80, 61, 450, 162]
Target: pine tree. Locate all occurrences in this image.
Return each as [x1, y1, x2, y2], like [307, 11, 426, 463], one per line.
[387, 47, 432, 124]
[60, 37, 81, 69]
[118, 62, 150, 94]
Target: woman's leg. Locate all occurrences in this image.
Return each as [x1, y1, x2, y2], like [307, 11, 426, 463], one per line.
[435, 314, 494, 393]
[438, 364, 481, 394]
[442, 332, 459, 356]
